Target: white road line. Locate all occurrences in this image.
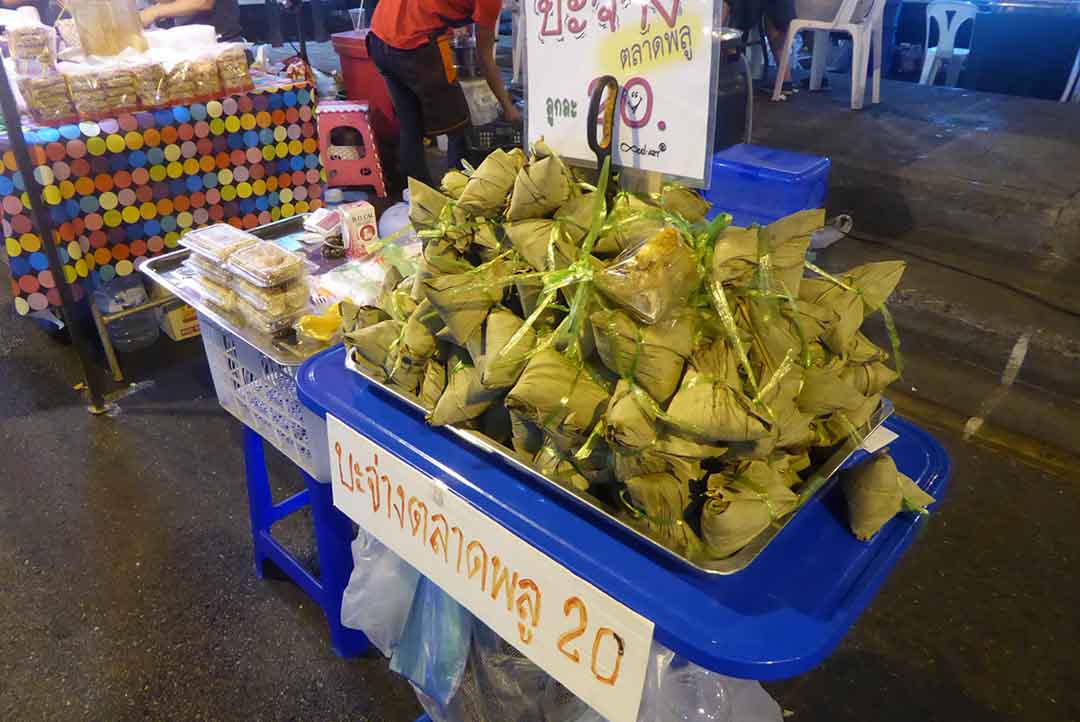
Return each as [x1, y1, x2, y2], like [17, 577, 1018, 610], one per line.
[963, 330, 1032, 441]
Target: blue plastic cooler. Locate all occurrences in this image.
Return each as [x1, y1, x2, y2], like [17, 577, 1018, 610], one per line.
[298, 346, 950, 681]
[704, 144, 831, 227]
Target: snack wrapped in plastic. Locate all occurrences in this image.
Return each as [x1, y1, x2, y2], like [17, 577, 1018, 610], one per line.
[594, 192, 664, 257]
[658, 185, 710, 223]
[216, 42, 253, 94]
[183, 253, 233, 286]
[9, 24, 57, 74]
[132, 59, 167, 109]
[233, 277, 310, 317]
[227, 241, 307, 287]
[17, 74, 76, 123]
[67, 0, 148, 56]
[842, 452, 934, 541]
[180, 223, 259, 263]
[165, 52, 221, 103]
[595, 227, 700, 324]
[62, 62, 138, 119]
[189, 275, 236, 311]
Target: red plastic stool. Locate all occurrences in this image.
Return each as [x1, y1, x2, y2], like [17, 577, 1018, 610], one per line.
[317, 100, 387, 197]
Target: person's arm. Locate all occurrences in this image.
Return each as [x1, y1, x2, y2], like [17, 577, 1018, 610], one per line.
[474, 24, 521, 123]
[139, 0, 215, 26]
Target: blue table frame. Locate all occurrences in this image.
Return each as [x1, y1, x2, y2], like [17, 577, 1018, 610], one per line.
[298, 345, 951, 681]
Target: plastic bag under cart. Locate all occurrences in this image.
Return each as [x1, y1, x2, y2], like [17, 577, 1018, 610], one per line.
[340, 530, 782, 722]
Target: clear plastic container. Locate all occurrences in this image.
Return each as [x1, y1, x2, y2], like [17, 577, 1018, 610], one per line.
[227, 241, 306, 287]
[233, 276, 310, 316]
[67, 0, 148, 56]
[189, 275, 236, 311]
[183, 255, 233, 286]
[236, 297, 306, 336]
[179, 224, 259, 264]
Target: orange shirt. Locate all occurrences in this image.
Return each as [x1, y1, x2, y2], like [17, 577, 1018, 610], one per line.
[371, 0, 502, 50]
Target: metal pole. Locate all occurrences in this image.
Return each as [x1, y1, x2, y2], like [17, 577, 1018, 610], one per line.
[0, 60, 110, 412]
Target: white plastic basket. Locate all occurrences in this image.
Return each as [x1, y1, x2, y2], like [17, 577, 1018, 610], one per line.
[199, 312, 329, 482]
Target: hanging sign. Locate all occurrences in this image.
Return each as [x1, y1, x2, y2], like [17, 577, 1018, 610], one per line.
[327, 415, 655, 722]
[524, 0, 719, 184]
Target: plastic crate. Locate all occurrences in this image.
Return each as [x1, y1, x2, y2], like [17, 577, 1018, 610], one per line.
[703, 143, 831, 227]
[465, 121, 523, 158]
[199, 313, 330, 482]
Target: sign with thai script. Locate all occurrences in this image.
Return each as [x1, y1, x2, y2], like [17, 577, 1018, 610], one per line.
[525, 0, 718, 183]
[327, 415, 654, 722]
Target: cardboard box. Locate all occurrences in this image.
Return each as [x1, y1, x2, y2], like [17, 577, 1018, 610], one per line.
[160, 303, 200, 341]
[339, 200, 378, 259]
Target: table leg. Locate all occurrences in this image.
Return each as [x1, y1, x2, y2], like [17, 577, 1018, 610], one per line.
[242, 426, 275, 578]
[305, 471, 370, 658]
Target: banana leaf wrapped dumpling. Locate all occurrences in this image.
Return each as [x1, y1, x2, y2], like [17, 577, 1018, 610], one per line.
[841, 361, 898, 396]
[428, 354, 505, 426]
[595, 192, 665, 257]
[506, 348, 610, 442]
[456, 148, 524, 218]
[441, 169, 469, 199]
[842, 451, 934, 541]
[605, 380, 658, 449]
[507, 151, 574, 221]
[759, 208, 822, 296]
[418, 359, 446, 410]
[797, 360, 867, 416]
[478, 307, 537, 389]
[846, 260, 906, 312]
[503, 218, 582, 273]
[422, 259, 510, 344]
[590, 308, 695, 403]
[624, 473, 703, 555]
[408, 177, 452, 228]
[345, 319, 402, 379]
[700, 476, 798, 558]
[659, 185, 711, 223]
[799, 277, 863, 355]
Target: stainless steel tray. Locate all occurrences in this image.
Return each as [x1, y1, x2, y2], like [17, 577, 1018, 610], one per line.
[139, 215, 333, 367]
[345, 348, 894, 575]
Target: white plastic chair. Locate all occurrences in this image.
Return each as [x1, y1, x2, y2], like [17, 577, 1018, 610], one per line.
[1062, 47, 1080, 102]
[918, 1, 977, 87]
[772, 0, 886, 110]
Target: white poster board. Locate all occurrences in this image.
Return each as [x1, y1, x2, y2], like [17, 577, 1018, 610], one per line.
[328, 415, 656, 722]
[524, 0, 719, 185]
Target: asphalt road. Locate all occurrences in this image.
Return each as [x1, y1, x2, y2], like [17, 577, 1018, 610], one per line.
[0, 303, 1076, 722]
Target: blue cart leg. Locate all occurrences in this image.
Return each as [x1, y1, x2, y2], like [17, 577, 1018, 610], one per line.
[305, 471, 370, 658]
[242, 426, 274, 578]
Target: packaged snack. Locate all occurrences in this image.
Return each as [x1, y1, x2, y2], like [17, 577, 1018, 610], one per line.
[339, 201, 378, 259]
[62, 62, 138, 119]
[164, 52, 220, 104]
[183, 254, 233, 286]
[233, 276, 310, 317]
[132, 59, 167, 109]
[179, 223, 259, 264]
[189, 275, 236, 311]
[17, 74, 76, 123]
[237, 297, 305, 336]
[227, 241, 306, 287]
[216, 43, 253, 95]
[9, 24, 57, 73]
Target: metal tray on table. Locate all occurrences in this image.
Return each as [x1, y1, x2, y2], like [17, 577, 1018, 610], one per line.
[139, 214, 328, 367]
[344, 348, 894, 575]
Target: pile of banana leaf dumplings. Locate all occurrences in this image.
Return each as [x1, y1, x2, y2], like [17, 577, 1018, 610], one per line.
[342, 143, 934, 562]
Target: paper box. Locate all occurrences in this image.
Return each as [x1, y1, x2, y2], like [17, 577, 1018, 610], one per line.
[160, 303, 200, 341]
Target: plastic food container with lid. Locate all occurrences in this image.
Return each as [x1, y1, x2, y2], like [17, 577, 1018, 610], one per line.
[183, 255, 233, 287]
[180, 223, 259, 264]
[233, 276, 310, 317]
[236, 297, 307, 336]
[227, 241, 307, 287]
[188, 275, 236, 312]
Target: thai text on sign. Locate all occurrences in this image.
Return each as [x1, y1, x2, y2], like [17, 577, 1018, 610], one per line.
[525, 0, 718, 183]
[327, 415, 655, 722]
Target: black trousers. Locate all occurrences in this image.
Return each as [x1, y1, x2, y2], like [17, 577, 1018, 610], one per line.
[367, 32, 469, 187]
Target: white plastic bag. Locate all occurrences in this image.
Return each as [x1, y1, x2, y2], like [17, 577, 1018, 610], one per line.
[339, 528, 420, 658]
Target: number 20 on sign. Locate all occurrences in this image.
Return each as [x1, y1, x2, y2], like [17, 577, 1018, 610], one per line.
[326, 415, 655, 722]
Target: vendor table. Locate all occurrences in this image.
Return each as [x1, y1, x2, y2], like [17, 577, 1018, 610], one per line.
[1, 75, 324, 318]
[298, 345, 951, 681]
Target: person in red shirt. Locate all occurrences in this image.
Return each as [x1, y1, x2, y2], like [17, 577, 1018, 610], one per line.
[368, 0, 521, 186]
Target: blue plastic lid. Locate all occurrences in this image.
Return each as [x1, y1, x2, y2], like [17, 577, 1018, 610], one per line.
[714, 143, 830, 180]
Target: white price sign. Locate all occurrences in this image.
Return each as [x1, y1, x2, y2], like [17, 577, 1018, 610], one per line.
[525, 0, 718, 183]
[328, 415, 655, 722]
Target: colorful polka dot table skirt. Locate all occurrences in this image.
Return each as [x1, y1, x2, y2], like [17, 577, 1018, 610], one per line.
[0, 76, 324, 316]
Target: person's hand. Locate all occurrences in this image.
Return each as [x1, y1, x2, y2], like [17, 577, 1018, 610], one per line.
[503, 104, 522, 124]
[139, 6, 160, 26]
